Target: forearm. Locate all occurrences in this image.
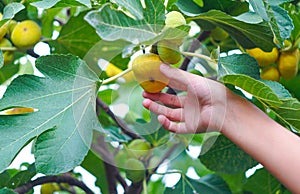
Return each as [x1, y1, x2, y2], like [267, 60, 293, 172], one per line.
[222, 90, 300, 193]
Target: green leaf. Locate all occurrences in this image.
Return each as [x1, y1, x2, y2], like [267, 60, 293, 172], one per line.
[270, 4, 293, 41]
[0, 50, 3, 69]
[248, 0, 269, 21]
[177, 0, 249, 16]
[0, 54, 101, 174]
[2, 3, 25, 20]
[249, 0, 293, 44]
[270, 98, 300, 131]
[167, 151, 194, 174]
[243, 168, 284, 194]
[6, 164, 36, 189]
[0, 188, 17, 194]
[114, 0, 144, 20]
[81, 149, 109, 194]
[199, 135, 258, 174]
[85, 0, 165, 44]
[49, 11, 101, 59]
[192, 10, 275, 51]
[30, 0, 60, 9]
[41, 8, 62, 38]
[219, 54, 284, 106]
[31, 0, 90, 9]
[164, 174, 231, 194]
[0, 63, 20, 85]
[193, 0, 203, 7]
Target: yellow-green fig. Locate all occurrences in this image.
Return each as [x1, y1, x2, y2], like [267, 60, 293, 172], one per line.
[0, 38, 14, 65]
[157, 40, 181, 64]
[11, 20, 42, 49]
[127, 139, 151, 159]
[132, 53, 169, 93]
[211, 27, 229, 41]
[125, 158, 146, 183]
[165, 11, 186, 28]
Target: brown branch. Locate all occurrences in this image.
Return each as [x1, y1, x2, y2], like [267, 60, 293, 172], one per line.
[14, 175, 94, 194]
[147, 143, 180, 181]
[166, 31, 211, 94]
[91, 134, 128, 192]
[96, 97, 141, 139]
[26, 49, 40, 58]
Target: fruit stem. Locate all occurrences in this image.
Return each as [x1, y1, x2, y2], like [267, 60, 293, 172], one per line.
[143, 178, 148, 194]
[0, 47, 17, 51]
[102, 67, 133, 84]
[181, 51, 217, 64]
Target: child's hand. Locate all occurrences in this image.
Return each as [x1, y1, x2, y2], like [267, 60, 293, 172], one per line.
[142, 64, 228, 134]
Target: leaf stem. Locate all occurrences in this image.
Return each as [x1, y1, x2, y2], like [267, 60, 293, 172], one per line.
[181, 51, 217, 64]
[143, 178, 148, 194]
[102, 67, 133, 85]
[0, 47, 17, 51]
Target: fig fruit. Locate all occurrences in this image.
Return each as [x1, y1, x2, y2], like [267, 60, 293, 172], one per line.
[246, 47, 279, 67]
[157, 40, 181, 64]
[277, 49, 299, 80]
[132, 53, 169, 93]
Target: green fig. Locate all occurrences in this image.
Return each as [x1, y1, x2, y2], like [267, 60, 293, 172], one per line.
[125, 158, 146, 183]
[157, 40, 181, 64]
[127, 139, 151, 159]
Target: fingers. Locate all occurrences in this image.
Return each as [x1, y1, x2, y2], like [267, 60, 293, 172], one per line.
[157, 115, 189, 134]
[142, 92, 185, 108]
[160, 64, 197, 91]
[142, 99, 184, 121]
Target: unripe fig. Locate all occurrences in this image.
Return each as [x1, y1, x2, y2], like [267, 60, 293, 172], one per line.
[127, 139, 151, 159]
[0, 38, 14, 65]
[165, 11, 186, 28]
[40, 183, 60, 194]
[157, 40, 181, 64]
[211, 27, 229, 41]
[125, 158, 146, 183]
[132, 53, 169, 93]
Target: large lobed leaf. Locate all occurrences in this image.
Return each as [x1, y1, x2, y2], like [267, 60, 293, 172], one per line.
[192, 10, 276, 51]
[0, 54, 101, 174]
[164, 174, 231, 194]
[49, 11, 101, 59]
[199, 135, 258, 174]
[249, 0, 294, 46]
[219, 54, 300, 132]
[84, 0, 167, 44]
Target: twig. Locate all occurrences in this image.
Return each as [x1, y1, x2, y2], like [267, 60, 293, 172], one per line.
[166, 31, 211, 94]
[26, 49, 40, 58]
[102, 67, 132, 85]
[91, 134, 128, 193]
[96, 97, 141, 139]
[14, 175, 94, 194]
[0, 47, 17, 51]
[181, 51, 217, 64]
[146, 143, 180, 181]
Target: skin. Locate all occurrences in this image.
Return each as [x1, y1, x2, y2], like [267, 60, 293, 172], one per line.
[142, 64, 300, 193]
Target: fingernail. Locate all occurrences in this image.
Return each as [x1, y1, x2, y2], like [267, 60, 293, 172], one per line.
[160, 63, 169, 71]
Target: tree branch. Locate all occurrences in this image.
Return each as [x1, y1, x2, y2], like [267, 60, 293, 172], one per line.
[147, 143, 180, 181]
[26, 49, 40, 58]
[91, 134, 128, 193]
[96, 97, 141, 139]
[14, 175, 94, 194]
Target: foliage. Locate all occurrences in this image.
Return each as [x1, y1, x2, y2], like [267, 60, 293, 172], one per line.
[0, 0, 299, 193]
